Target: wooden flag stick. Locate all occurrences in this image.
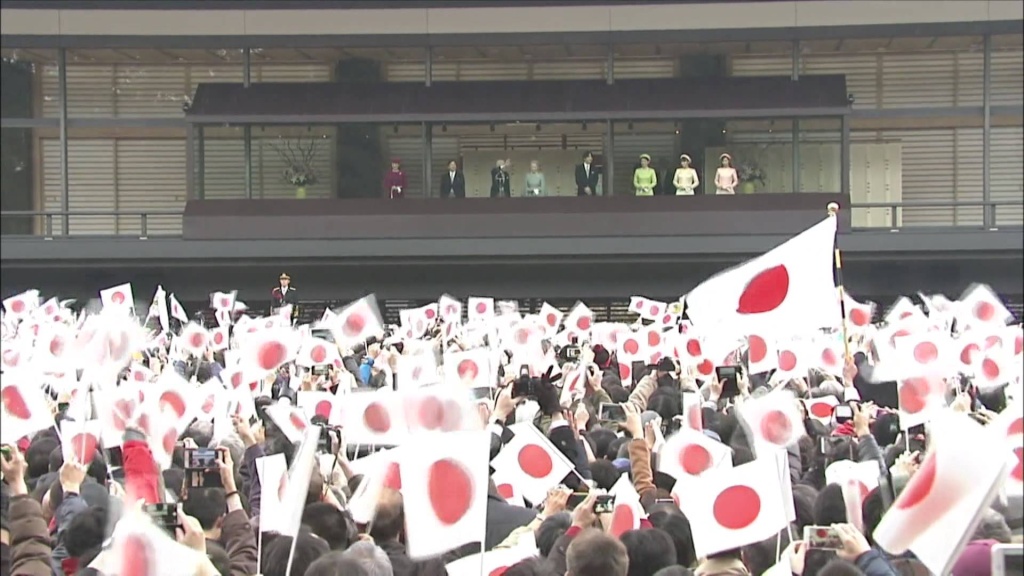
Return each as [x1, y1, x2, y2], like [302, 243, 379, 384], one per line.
[828, 202, 852, 361]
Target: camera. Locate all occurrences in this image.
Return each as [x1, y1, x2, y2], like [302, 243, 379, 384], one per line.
[512, 365, 537, 398]
[558, 344, 581, 363]
[317, 425, 342, 454]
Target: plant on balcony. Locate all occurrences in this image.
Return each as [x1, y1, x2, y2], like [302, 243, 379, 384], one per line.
[269, 136, 321, 199]
[737, 160, 766, 194]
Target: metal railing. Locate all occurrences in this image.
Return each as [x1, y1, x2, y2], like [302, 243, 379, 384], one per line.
[848, 200, 1021, 230]
[0, 210, 185, 238]
[0, 200, 1020, 238]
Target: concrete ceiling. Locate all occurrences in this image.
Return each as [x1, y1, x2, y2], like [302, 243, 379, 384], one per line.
[2, 34, 1019, 64]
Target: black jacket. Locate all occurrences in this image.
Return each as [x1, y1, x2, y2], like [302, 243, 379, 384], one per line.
[490, 167, 511, 197]
[271, 286, 298, 308]
[441, 170, 466, 198]
[574, 163, 599, 195]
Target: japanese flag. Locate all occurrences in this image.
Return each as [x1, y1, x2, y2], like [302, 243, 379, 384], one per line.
[990, 404, 1024, 498]
[677, 453, 790, 558]
[467, 297, 495, 324]
[956, 283, 1013, 329]
[296, 337, 337, 368]
[297, 390, 342, 425]
[60, 418, 102, 466]
[341, 390, 407, 446]
[490, 468, 527, 508]
[629, 296, 668, 321]
[843, 292, 876, 329]
[658, 427, 733, 479]
[330, 295, 383, 345]
[564, 302, 594, 336]
[897, 376, 948, 430]
[256, 453, 289, 534]
[402, 385, 479, 434]
[100, 283, 134, 313]
[684, 217, 840, 336]
[538, 302, 564, 336]
[608, 474, 645, 538]
[403, 430, 490, 559]
[177, 323, 210, 358]
[210, 290, 236, 312]
[438, 294, 463, 323]
[443, 348, 492, 389]
[168, 294, 189, 323]
[264, 401, 313, 444]
[873, 412, 1008, 576]
[736, 390, 805, 456]
[804, 396, 839, 427]
[397, 350, 440, 390]
[238, 327, 299, 376]
[490, 422, 574, 504]
[3, 290, 40, 319]
[0, 378, 55, 444]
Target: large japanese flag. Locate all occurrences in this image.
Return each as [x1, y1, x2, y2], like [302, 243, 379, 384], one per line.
[676, 454, 790, 557]
[684, 217, 840, 336]
[873, 411, 1008, 576]
[403, 431, 490, 559]
[489, 422, 575, 504]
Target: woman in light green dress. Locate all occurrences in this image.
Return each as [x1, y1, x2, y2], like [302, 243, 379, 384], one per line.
[633, 154, 657, 196]
[523, 160, 546, 197]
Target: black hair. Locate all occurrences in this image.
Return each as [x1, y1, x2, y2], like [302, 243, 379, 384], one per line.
[620, 528, 677, 576]
[589, 459, 621, 491]
[647, 507, 697, 568]
[792, 484, 820, 530]
[26, 437, 59, 480]
[536, 512, 572, 558]
[260, 530, 330, 576]
[586, 428, 618, 461]
[814, 483, 848, 526]
[183, 487, 227, 530]
[301, 502, 356, 551]
[742, 529, 793, 576]
[818, 558, 865, 576]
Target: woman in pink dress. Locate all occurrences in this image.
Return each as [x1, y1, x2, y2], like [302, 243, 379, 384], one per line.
[714, 153, 738, 195]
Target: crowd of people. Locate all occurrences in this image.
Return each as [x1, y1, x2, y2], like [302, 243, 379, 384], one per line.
[1, 217, 1022, 576]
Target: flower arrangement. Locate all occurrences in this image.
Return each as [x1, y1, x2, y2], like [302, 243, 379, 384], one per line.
[737, 161, 766, 186]
[269, 136, 321, 189]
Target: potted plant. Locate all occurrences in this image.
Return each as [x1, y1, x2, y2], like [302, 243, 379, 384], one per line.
[270, 136, 321, 199]
[737, 161, 766, 194]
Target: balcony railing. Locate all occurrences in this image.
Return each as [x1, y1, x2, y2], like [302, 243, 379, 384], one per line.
[0, 200, 1020, 239]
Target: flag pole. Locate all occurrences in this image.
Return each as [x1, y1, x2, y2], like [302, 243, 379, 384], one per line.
[828, 203, 852, 362]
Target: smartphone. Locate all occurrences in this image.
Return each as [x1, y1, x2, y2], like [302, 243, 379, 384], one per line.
[317, 426, 342, 454]
[57, 402, 70, 413]
[631, 361, 647, 387]
[598, 403, 627, 423]
[716, 366, 741, 399]
[804, 525, 843, 550]
[566, 492, 616, 514]
[184, 448, 223, 488]
[0, 446, 11, 462]
[106, 446, 124, 469]
[311, 364, 330, 376]
[144, 503, 180, 534]
[832, 404, 854, 424]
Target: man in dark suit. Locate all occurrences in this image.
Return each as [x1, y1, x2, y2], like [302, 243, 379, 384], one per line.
[441, 159, 466, 198]
[271, 273, 299, 319]
[575, 151, 599, 196]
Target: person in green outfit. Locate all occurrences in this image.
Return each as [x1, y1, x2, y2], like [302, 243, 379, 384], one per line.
[633, 154, 657, 196]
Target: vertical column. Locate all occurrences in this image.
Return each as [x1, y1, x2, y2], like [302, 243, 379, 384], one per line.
[982, 34, 992, 227]
[840, 115, 850, 199]
[334, 58, 384, 198]
[791, 40, 801, 194]
[423, 122, 433, 198]
[604, 120, 615, 196]
[243, 48, 253, 199]
[58, 48, 69, 235]
[425, 46, 432, 87]
[606, 46, 614, 85]
[185, 123, 195, 201]
[197, 126, 206, 200]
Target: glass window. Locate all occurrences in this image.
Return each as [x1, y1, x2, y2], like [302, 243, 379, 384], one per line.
[1, 48, 58, 119]
[64, 48, 243, 118]
[428, 121, 604, 197]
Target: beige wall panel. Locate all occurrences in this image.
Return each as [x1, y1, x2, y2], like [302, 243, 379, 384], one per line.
[57, 10, 246, 36]
[609, 3, 796, 31]
[244, 9, 428, 36]
[425, 6, 610, 34]
[795, 1, 987, 27]
[0, 9, 60, 35]
[989, 0, 1024, 21]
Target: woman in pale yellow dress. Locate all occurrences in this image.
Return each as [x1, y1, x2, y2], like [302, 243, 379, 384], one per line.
[673, 154, 700, 195]
[714, 153, 738, 195]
